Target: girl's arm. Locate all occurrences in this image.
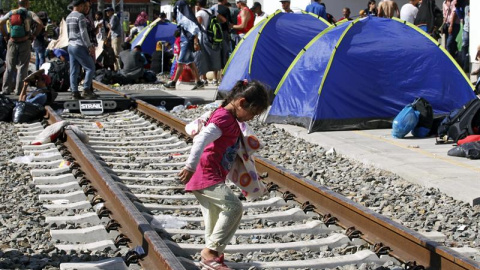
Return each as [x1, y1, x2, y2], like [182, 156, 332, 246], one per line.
[178, 123, 222, 183]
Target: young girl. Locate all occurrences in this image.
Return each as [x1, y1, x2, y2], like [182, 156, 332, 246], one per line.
[178, 80, 269, 270]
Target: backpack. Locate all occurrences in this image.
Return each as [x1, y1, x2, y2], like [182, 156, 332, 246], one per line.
[411, 97, 433, 138]
[48, 60, 70, 92]
[10, 8, 29, 38]
[203, 9, 223, 45]
[437, 98, 480, 143]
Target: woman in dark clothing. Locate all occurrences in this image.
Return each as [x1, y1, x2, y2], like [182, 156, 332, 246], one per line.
[414, 0, 443, 36]
[364, 0, 378, 16]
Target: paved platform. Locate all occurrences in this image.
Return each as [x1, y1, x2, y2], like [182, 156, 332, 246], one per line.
[275, 125, 480, 206]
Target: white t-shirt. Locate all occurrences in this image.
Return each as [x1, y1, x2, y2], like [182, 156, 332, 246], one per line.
[254, 12, 268, 25]
[400, 3, 418, 23]
[195, 8, 218, 31]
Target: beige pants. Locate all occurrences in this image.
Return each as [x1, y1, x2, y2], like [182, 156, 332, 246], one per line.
[111, 37, 122, 71]
[193, 183, 243, 253]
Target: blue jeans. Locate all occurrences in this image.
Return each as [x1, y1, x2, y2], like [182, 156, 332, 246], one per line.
[68, 45, 95, 93]
[178, 35, 194, 64]
[34, 47, 46, 70]
[446, 23, 460, 57]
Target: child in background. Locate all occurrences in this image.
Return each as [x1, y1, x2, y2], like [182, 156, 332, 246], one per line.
[170, 30, 181, 79]
[178, 80, 269, 270]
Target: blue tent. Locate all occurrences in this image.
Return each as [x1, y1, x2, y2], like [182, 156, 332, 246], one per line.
[267, 16, 476, 132]
[131, 19, 177, 55]
[219, 11, 330, 95]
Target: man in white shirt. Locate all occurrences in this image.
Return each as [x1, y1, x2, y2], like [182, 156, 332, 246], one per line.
[251, 2, 267, 25]
[400, 0, 420, 23]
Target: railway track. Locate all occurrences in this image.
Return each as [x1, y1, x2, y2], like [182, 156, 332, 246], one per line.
[11, 80, 480, 270]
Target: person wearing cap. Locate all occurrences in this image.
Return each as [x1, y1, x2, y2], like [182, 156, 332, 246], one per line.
[251, 2, 267, 25]
[232, 0, 254, 41]
[105, 6, 122, 71]
[66, 0, 97, 99]
[280, 0, 293, 13]
[19, 70, 56, 106]
[0, 0, 44, 95]
[305, 0, 326, 18]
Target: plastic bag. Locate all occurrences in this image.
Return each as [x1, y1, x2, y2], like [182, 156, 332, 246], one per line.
[0, 94, 15, 122]
[30, 120, 70, 145]
[12, 101, 45, 123]
[448, 142, 480, 159]
[392, 105, 420, 138]
[150, 215, 187, 229]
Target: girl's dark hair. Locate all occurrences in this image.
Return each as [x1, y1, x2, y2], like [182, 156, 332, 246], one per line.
[222, 80, 269, 115]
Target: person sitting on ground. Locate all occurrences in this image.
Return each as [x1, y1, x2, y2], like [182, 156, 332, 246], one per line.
[19, 70, 57, 106]
[119, 44, 145, 83]
[53, 48, 69, 62]
[96, 38, 116, 71]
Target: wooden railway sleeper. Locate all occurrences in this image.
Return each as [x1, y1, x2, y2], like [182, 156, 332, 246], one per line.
[405, 261, 426, 270]
[301, 201, 316, 213]
[345, 226, 362, 239]
[322, 213, 338, 225]
[106, 219, 121, 233]
[125, 246, 146, 266]
[114, 233, 131, 247]
[374, 242, 392, 256]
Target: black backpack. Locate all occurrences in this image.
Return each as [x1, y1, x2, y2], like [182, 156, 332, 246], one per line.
[411, 97, 433, 137]
[203, 9, 223, 45]
[48, 60, 70, 92]
[437, 98, 480, 143]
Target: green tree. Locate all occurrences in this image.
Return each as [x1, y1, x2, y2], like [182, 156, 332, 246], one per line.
[28, 0, 72, 22]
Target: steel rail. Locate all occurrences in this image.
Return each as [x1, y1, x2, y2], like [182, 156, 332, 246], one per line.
[92, 80, 480, 270]
[44, 106, 187, 270]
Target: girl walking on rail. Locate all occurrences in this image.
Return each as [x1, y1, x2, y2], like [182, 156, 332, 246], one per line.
[178, 80, 269, 270]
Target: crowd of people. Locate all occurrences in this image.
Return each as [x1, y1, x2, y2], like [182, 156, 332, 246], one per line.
[0, 0, 474, 98]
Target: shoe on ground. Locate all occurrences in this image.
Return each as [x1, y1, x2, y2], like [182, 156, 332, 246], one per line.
[191, 80, 205, 90]
[71, 91, 82, 100]
[164, 81, 176, 89]
[471, 69, 480, 76]
[212, 80, 219, 86]
[203, 80, 209, 86]
[82, 88, 98, 99]
[0, 90, 11, 95]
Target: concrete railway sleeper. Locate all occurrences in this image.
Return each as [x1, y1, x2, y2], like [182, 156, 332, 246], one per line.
[12, 96, 470, 270]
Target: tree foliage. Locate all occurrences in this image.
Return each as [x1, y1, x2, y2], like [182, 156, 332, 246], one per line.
[27, 0, 72, 22]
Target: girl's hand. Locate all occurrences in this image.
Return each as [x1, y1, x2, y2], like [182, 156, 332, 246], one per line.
[178, 168, 194, 184]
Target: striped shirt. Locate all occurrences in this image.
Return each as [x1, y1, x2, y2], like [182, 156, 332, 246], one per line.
[66, 11, 91, 48]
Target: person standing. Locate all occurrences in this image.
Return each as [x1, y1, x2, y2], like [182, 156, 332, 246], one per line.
[33, 11, 48, 71]
[178, 80, 269, 270]
[306, 0, 327, 19]
[232, 0, 254, 41]
[164, 0, 203, 90]
[339, 7, 353, 21]
[0, 0, 43, 95]
[105, 6, 122, 71]
[442, 0, 460, 57]
[364, 0, 378, 16]
[378, 0, 400, 18]
[280, 0, 293, 13]
[251, 2, 267, 25]
[195, 0, 223, 86]
[66, 0, 96, 99]
[211, 0, 232, 75]
[400, 0, 420, 23]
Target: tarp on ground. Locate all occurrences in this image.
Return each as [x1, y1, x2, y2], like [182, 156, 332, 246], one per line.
[218, 11, 330, 96]
[267, 16, 476, 132]
[131, 18, 177, 55]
